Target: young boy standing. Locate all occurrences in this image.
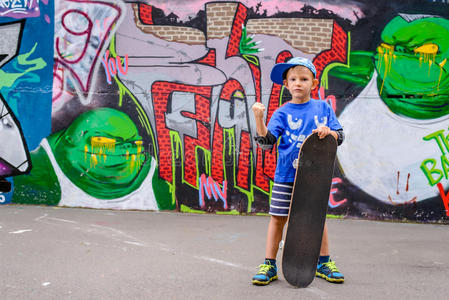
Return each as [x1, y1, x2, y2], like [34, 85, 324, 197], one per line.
[251, 57, 345, 285]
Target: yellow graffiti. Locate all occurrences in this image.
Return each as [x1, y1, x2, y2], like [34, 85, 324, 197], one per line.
[88, 137, 117, 168]
[130, 154, 136, 171]
[414, 43, 442, 84]
[377, 43, 396, 95]
[84, 145, 89, 161]
[438, 58, 447, 91]
[84, 137, 145, 172]
[378, 42, 446, 93]
[136, 140, 143, 157]
[128, 141, 145, 172]
[414, 43, 438, 66]
[91, 137, 116, 152]
[91, 153, 99, 169]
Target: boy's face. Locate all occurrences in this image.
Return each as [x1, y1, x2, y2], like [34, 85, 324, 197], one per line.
[283, 66, 319, 103]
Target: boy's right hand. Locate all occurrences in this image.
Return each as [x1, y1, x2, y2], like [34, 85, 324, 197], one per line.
[252, 102, 266, 119]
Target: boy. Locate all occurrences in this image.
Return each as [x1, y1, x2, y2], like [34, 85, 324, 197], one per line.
[251, 57, 345, 285]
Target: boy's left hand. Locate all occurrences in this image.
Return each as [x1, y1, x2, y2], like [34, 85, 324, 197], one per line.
[312, 126, 331, 139]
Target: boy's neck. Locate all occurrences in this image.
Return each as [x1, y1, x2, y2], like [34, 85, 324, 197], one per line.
[290, 96, 311, 104]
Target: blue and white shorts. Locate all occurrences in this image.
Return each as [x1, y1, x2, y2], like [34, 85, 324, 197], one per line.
[269, 182, 294, 217]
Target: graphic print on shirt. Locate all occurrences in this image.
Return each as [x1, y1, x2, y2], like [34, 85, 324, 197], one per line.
[288, 114, 303, 130]
[314, 115, 328, 128]
[286, 114, 306, 148]
[290, 114, 329, 168]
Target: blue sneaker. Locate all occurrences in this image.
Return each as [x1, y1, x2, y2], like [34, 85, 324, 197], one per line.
[316, 260, 344, 283]
[252, 261, 278, 285]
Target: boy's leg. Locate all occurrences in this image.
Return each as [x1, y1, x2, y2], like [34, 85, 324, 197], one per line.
[320, 222, 330, 256]
[265, 215, 288, 258]
[252, 215, 287, 285]
[316, 222, 344, 283]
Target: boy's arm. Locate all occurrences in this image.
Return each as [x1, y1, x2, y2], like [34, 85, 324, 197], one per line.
[252, 102, 268, 137]
[252, 103, 277, 149]
[313, 127, 344, 146]
[335, 129, 344, 145]
[329, 130, 338, 141]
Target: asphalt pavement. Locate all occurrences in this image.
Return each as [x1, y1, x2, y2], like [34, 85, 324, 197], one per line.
[1, 205, 448, 299]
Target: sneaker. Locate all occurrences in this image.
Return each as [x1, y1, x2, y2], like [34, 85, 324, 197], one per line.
[316, 260, 344, 283]
[252, 261, 278, 285]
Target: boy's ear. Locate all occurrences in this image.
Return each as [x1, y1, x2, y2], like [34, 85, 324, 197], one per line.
[283, 78, 288, 87]
[312, 78, 319, 89]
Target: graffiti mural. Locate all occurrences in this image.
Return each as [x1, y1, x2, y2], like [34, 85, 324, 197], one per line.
[0, 0, 53, 202]
[0, 20, 29, 193]
[53, 0, 124, 108]
[327, 5, 449, 221]
[1, 0, 448, 222]
[113, 0, 349, 214]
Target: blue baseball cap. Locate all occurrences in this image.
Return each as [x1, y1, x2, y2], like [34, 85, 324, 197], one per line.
[270, 57, 317, 85]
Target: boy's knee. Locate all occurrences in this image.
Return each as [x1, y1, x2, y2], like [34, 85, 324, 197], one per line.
[271, 215, 288, 225]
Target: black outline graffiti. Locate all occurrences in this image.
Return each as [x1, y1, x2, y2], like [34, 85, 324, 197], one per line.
[0, 19, 31, 193]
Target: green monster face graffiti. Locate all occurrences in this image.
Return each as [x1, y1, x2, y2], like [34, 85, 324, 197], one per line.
[375, 15, 449, 119]
[48, 108, 150, 199]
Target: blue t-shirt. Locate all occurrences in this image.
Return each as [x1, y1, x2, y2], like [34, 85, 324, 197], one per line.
[267, 99, 342, 182]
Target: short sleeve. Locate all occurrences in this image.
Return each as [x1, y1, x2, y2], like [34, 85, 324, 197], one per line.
[326, 102, 342, 131]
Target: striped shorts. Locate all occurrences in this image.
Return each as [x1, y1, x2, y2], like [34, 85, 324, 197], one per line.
[269, 182, 294, 217]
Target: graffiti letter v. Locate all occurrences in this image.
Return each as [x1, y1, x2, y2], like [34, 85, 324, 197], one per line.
[437, 183, 449, 217]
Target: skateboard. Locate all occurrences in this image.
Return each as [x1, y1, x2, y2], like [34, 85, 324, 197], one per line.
[281, 132, 337, 288]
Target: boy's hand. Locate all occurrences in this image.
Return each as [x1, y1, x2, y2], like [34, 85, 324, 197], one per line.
[252, 102, 266, 120]
[313, 126, 334, 139]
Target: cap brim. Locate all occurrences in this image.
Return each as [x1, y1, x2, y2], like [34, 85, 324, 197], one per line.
[270, 63, 297, 85]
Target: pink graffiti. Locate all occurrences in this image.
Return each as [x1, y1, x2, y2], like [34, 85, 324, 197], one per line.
[53, 0, 122, 106]
[95, 16, 114, 40]
[329, 177, 347, 208]
[101, 50, 128, 84]
[56, 10, 92, 64]
[199, 174, 227, 209]
[318, 87, 337, 113]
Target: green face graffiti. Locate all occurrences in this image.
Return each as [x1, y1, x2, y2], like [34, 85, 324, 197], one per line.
[375, 15, 449, 119]
[48, 108, 150, 199]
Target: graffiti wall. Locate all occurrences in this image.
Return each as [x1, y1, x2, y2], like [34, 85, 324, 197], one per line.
[1, 0, 448, 223]
[0, 0, 53, 203]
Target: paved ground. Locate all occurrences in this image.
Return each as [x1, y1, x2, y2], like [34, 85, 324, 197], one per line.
[1, 205, 448, 299]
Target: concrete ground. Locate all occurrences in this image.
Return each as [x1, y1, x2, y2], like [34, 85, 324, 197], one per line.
[1, 205, 448, 300]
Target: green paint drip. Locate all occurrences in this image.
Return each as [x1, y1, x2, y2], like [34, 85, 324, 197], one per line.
[321, 32, 351, 90]
[216, 210, 240, 215]
[170, 131, 183, 206]
[180, 204, 206, 214]
[255, 213, 270, 216]
[326, 214, 345, 219]
[196, 146, 212, 177]
[108, 34, 157, 156]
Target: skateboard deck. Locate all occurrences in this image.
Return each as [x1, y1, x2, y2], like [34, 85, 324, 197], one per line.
[281, 132, 337, 288]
